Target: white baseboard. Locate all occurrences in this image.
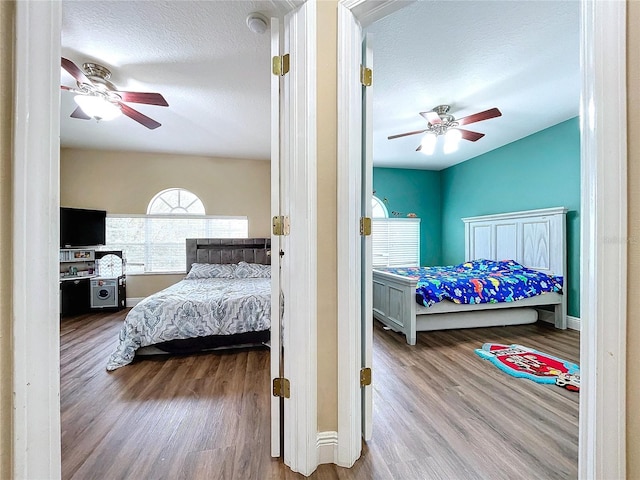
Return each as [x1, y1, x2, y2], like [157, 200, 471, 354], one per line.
[317, 431, 338, 465]
[567, 315, 581, 331]
[537, 309, 581, 331]
[126, 297, 143, 308]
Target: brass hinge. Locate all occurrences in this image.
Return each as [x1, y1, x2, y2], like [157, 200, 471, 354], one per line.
[272, 215, 290, 236]
[360, 367, 372, 387]
[273, 377, 290, 398]
[273, 54, 290, 76]
[360, 217, 372, 236]
[360, 65, 372, 86]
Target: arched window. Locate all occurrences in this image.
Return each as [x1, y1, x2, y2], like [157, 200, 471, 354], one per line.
[372, 195, 388, 218]
[147, 188, 205, 215]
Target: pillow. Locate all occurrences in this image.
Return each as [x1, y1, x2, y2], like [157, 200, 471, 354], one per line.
[186, 263, 236, 279]
[234, 261, 271, 278]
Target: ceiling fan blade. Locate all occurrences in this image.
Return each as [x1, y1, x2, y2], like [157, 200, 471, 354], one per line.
[416, 144, 422, 152]
[456, 107, 502, 126]
[119, 103, 161, 130]
[60, 85, 73, 91]
[388, 129, 427, 140]
[61, 57, 90, 85]
[114, 91, 169, 107]
[419, 111, 441, 125]
[458, 129, 485, 142]
[70, 106, 92, 120]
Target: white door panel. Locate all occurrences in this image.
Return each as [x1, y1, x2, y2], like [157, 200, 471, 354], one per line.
[270, 15, 282, 458]
[361, 33, 373, 441]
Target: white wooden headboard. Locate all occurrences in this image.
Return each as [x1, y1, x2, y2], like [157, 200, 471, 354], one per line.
[463, 207, 567, 278]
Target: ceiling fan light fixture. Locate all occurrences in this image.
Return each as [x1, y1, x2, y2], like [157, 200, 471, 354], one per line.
[420, 132, 437, 155]
[443, 128, 462, 154]
[74, 94, 121, 121]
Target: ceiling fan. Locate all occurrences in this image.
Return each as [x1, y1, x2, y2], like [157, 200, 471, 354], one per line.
[388, 105, 502, 154]
[60, 57, 169, 130]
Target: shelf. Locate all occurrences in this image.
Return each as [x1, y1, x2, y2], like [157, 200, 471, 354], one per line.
[60, 274, 98, 282]
[60, 248, 95, 262]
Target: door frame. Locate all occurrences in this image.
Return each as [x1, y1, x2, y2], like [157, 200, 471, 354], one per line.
[11, 0, 319, 477]
[336, 0, 627, 477]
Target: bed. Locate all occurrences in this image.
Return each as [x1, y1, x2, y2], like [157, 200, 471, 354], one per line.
[372, 207, 567, 345]
[106, 238, 271, 371]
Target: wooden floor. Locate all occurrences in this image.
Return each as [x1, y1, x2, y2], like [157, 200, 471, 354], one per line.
[61, 311, 579, 479]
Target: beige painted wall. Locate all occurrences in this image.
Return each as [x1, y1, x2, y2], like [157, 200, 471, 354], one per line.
[316, 0, 338, 432]
[627, 2, 639, 476]
[0, 3, 13, 478]
[60, 148, 271, 297]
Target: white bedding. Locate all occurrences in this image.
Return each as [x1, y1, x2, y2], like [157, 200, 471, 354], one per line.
[106, 277, 271, 371]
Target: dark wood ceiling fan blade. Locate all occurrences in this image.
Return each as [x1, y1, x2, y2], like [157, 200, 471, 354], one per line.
[119, 103, 161, 129]
[70, 106, 92, 120]
[456, 107, 502, 126]
[388, 129, 427, 140]
[114, 91, 169, 107]
[420, 111, 441, 125]
[61, 57, 90, 85]
[458, 129, 485, 142]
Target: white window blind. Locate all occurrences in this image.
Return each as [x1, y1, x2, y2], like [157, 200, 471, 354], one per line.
[105, 215, 248, 273]
[372, 218, 420, 268]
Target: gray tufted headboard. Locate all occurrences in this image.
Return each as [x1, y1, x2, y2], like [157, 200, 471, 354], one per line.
[185, 238, 271, 271]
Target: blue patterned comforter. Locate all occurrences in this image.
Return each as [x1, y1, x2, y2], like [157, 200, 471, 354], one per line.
[106, 277, 270, 371]
[378, 259, 563, 307]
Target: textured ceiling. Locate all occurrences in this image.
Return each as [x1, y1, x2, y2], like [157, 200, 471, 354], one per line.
[60, 0, 275, 160]
[60, 1, 580, 170]
[367, 0, 580, 170]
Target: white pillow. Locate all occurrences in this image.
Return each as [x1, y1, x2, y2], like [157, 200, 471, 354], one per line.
[186, 263, 236, 279]
[234, 261, 271, 278]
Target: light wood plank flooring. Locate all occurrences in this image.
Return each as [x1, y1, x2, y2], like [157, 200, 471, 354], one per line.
[61, 311, 579, 479]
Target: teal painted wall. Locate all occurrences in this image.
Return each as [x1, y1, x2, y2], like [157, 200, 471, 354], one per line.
[440, 118, 580, 317]
[373, 168, 442, 266]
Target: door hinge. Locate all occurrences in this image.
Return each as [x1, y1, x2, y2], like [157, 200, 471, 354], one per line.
[360, 217, 372, 236]
[360, 65, 372, 86]
[273, 377, 290, 398]
[360, 367, 372, 387]
[272, 215, 290, 236]
[273, 54, 290, 76]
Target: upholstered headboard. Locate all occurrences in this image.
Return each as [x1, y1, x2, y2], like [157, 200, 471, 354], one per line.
[185, 238, 271, 270]
[463, 207, 567, 278]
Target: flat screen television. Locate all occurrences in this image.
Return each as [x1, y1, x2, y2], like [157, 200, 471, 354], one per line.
[60, 207, 106, 248]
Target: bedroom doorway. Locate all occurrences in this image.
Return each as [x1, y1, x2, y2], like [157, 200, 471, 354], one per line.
[337, 0, 627, 476]
[9, 0, 316, 476]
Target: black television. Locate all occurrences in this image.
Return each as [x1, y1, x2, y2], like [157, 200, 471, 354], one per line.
[60, 207, 107, 248]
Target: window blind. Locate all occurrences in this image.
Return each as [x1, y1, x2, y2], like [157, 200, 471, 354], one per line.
[372, 218, 420, 268]
[105, 214, 248, 273]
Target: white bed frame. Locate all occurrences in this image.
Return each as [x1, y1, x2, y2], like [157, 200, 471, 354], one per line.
[372, 207, 568, 345]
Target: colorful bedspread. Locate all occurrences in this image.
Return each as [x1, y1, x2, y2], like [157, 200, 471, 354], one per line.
[378, 259, 563, 307]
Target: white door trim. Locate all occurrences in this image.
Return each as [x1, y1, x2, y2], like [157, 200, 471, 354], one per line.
[579, 1, 627, 478]
[12, 1, 62, 478]
[336, 0, 627, 476]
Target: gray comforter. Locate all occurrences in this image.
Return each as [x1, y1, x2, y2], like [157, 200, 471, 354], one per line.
[106, 277, 270, 371]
